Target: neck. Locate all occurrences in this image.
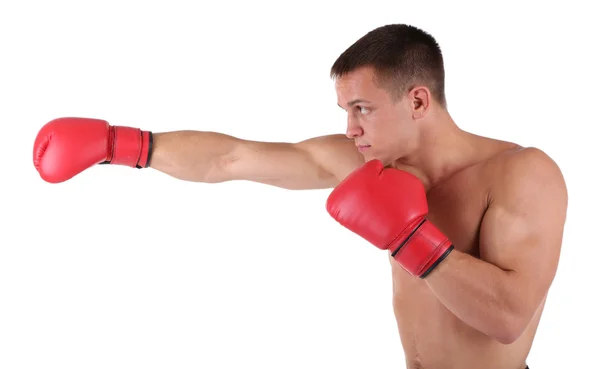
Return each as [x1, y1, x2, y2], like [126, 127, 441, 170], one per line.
[391, 112, 480, 191]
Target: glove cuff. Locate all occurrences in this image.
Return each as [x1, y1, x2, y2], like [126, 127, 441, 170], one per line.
[391, 219, 454, 278]
[106, 126, 153, 168]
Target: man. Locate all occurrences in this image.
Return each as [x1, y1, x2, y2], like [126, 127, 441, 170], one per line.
[33, 24, 567, 369]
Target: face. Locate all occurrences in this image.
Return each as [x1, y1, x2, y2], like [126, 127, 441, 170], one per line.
[335, 66, 419, 165]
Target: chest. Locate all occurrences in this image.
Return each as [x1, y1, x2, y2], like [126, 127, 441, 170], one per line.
[423, 169, 491, 256]
[390, 166, 493, 301]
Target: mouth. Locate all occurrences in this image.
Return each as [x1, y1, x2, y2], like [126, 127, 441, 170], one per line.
[356, 145, 371, 152]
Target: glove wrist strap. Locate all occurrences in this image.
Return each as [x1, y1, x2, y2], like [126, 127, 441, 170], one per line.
[391, 219, 454, 278]
[107, 126, 153, 168]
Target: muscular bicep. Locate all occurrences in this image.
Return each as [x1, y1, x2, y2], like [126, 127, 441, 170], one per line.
[226, 134, 363, 190]
[479, 148, 568, 309]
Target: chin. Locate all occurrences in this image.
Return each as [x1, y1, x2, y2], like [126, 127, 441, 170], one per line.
[361, 152, 376, 162]
[363, 153, 388, 166]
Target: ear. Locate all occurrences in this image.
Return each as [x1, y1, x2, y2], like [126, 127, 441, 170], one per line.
[409, 86, 431, 119]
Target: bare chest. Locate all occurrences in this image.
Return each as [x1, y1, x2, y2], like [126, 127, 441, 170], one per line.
[390, 165, 493, 288]
[425, 171, 491, 256]
[389, 165, 497, 362]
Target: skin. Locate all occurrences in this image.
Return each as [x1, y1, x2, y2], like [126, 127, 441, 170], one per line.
[149, 66, 568, 369]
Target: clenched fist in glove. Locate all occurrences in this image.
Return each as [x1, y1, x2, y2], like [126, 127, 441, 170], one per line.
[33, 117, 153, 183]
[326, 159, 454, 278]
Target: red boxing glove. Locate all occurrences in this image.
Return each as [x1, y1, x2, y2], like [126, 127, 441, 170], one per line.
[326, 159, 453, 278]
[33, 117, 153, 183]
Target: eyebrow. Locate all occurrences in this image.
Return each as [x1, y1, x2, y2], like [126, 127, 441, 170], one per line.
[337, 99, 372, 109]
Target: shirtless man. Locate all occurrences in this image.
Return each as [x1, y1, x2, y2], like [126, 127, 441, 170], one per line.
[33, 24, 568, 369]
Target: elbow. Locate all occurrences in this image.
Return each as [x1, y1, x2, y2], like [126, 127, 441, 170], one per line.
[494, 327, 522, 345]
[492, 312, 530, 345]
[491, 284, 543, 345]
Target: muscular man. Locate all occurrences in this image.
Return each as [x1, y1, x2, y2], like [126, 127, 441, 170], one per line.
[33, 24, 567, 369]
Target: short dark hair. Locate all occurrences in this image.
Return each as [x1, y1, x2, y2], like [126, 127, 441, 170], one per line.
[330, 24, 446, 107]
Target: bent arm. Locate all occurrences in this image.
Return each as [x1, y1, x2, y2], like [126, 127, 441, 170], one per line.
[424, 148, 568, 344]
[149, 130, 362, 190]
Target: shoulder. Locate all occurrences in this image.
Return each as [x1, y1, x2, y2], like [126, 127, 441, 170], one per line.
[493, 147, 567, 200]
[299, 134, 356, 151]
[487, 146, 568, 221]
[297, 134, 365, 181]
[500, 146, 562, 174]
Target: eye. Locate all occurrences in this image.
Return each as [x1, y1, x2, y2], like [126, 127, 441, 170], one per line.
[358, 106, 370, 115]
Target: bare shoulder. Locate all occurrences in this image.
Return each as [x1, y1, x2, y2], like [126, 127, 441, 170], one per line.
[482, 146, 569, 253]
[491, 146, 568, 206]
[226, 133, 362, 190]
[296, 134, 365, 182]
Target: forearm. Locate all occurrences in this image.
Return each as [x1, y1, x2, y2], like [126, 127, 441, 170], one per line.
[424, 250, 527, 344]
[149, 131, 239, 182]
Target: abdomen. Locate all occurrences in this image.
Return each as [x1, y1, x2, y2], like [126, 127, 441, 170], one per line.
[391, 272, 533, 369]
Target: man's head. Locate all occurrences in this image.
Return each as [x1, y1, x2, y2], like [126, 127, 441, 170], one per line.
[331, 24, 447, 164]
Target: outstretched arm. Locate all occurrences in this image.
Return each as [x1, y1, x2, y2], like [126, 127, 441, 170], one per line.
[33, 117, 363, 189]
[150, 131, 363, 189]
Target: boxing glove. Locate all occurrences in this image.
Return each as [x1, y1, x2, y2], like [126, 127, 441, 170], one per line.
[33, 117, 153, 183]
[326, 159, 454, 278]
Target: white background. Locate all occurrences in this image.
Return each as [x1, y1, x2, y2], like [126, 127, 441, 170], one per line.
[1, 0, 598, 368]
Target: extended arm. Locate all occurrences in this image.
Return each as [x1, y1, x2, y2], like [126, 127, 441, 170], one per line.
[33, 117, 363, 189]
[149, 131, 362, 189]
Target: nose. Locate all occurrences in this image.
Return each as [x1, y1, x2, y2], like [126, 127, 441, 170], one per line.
[346, 115, 363, 139]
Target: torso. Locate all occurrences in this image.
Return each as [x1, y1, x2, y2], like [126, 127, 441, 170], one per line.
[393, 142, 541, 369]
[333, 137, 542, 369]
